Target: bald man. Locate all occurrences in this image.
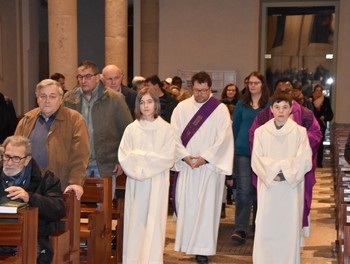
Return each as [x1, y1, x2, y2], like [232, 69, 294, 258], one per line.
[102, 65, 137, 119]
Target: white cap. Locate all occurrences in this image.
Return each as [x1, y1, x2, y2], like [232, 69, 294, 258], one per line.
[165, 77, 172, 84]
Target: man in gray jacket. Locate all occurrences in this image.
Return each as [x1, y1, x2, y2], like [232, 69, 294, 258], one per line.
[64, 60, 132, 195]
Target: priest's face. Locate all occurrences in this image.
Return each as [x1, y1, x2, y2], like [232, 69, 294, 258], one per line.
[270, 100, 292, 126]
[193, 81, 211, 103]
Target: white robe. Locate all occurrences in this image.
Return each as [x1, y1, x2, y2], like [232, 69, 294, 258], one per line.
[170, 96, 234, 256]
[251, 118, 312, 264]
[118, 117, 176, 264]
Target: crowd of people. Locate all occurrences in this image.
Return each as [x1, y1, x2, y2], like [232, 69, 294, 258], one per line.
[0, 62, 336, 263]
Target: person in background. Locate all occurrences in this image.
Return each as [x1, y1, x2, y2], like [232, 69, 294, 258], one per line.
[50, 72, 68, 94]
[292, 81, 313, 110]
[231, 71, 270, 245]
[64, 60, 132, 198]
[15, 79, 90, 200]
[0, 92, 18, 144]
[251, 91, 312, 263]
[171, 71, 233, 264]
[345, 132, 350, 164]
[131, 76, 146, 92]
[118, 87, 176, 263]
[220, 83, 241, 208]
[102, 64, 137, 119]
[249, 77, 322, 240]
[220, 83, 241, 119]
[311, 84, 334, 168]
[146, 74, 178, 123]
[0, 135, 66, 263]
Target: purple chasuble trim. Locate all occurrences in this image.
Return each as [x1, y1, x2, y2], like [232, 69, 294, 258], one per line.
[172, 97, 221, 215]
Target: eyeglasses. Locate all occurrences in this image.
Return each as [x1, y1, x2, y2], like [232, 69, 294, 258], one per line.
[248, 81, 261, 86]
[193, 88, 210, 94]
[76, 74, 98, 81]
[227, 89, 236, 92]
[2, 154, 27, 164]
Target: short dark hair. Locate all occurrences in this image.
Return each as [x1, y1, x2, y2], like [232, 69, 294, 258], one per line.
[145, 75, 162, 86]
[274, 77, 294, 90]
[50, 72, 65, 81]
[271, 91, 292, 107]
[78, 60, 99, 74]
[172, 76, 183, 88]
[191, 71, 212, 87]
[135, 86, 161, 120]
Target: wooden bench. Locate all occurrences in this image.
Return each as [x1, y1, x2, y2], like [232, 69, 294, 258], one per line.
[80, 177, 112, 264]
[50, 191, 81, 264]
[113, 174, 126, 263]
[332, 123, 350, 263]
[0, 207, 38, 263]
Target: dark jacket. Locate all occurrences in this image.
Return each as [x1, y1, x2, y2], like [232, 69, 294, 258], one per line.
[160, 89, 178, 123]
[313, 96, 333, 133]
[121, 85, 137, 119]
[345, 133, 350, 164]
[0, 159, 65, 263]
[0, 93, 18, 143]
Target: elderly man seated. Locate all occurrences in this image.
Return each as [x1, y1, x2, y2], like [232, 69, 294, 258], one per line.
[0, 135, 65, 263]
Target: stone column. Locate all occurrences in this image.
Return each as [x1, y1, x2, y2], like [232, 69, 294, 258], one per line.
[48, 0, 78, 90]
[140, 0, 159, 78]
[105, 0, 128, 84]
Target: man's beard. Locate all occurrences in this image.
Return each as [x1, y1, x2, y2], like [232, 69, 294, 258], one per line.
[3, 166, 22, 177]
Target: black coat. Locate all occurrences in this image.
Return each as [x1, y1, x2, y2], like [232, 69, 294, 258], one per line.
[0, 93, 18, 143]
[0, 159, 65, 263]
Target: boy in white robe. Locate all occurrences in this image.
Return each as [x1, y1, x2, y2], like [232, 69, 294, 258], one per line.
[251, 91, 312, 264]
[118, 87, 176, 264]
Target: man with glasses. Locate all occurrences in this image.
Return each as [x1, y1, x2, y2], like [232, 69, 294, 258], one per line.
[15, 79, 90, 200]
[171, 71, 233, 264]
[64, 60, 132, 195]
[0, 135, 65, 263]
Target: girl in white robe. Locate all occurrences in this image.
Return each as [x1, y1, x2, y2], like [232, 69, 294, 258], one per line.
[118, 87, 176, 264]
[251, 92, 312, 264]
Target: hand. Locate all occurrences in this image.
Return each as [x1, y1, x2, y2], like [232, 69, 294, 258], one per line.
[113, 164, 124, 176]
[64, 184, 84, 200]
[192, 156, 207, 168]
[273, 175, 281, 182]
[183, 155, 207, 169]
[226, 179, 234, 187]
[5, 186, 29, 203]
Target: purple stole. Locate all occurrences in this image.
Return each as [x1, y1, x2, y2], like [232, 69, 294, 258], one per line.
[172, 97, 221, 215]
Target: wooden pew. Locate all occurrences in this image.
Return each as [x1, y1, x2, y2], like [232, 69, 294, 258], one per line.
[332, 123, 350, 264]
[80, 177, 112, 264]
[50, 192, 81, 264]
[0, 207, 38, 263]
[113, 174, 126, 263]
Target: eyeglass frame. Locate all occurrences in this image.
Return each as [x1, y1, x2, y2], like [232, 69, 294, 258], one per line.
[193, 88, 210, 94]
[76, 73, 98, 81]
[248, 81, 262, 86]
[1, 154, 28, 164]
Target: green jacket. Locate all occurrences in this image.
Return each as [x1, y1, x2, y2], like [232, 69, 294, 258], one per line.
[63, 82, 132, 177]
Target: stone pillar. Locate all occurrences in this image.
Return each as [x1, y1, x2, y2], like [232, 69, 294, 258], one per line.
[140, 0, 159, 78]
[48, 0, 78, 90]
[105, 0, 128, 84]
